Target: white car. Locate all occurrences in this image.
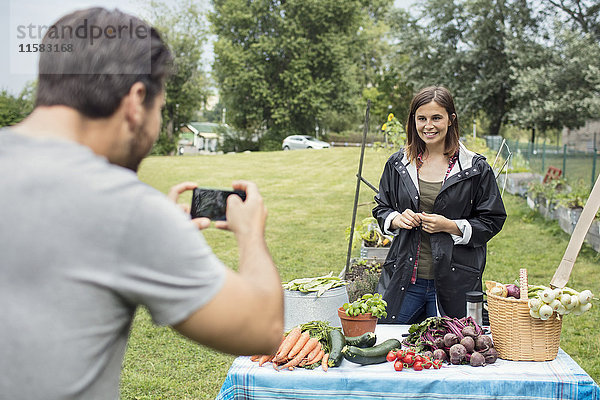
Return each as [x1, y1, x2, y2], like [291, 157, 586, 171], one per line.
[282, 135, 331, 150]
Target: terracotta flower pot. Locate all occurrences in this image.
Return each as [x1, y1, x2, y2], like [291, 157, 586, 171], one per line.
[337, 307, 377, 337]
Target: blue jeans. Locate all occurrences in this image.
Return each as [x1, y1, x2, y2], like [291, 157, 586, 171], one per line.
[396, 278, 437, 324]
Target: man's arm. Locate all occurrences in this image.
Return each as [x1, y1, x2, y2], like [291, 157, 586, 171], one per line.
[172, 180, 284, 356]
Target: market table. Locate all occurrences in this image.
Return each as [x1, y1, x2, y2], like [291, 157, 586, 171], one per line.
[216, 324, 600, 400]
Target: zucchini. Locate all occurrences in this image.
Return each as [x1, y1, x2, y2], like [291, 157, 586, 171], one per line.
[345, 332, 377, 348]
[342, 338, 401, 365]
[328, 329, 346, 367]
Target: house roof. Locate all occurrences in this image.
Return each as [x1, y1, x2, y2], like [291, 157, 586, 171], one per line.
[184, 122, 231, 139]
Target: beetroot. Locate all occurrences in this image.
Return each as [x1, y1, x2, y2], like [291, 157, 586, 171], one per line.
[461, 325, 478, 339]
[433, 337, 445, 349]
[449, 343, 467, 363]
[460, 336, 475, 353]
[475, 335, 494, 352]
[482, 347, 498, 364]
[443, 333, 459, 348]
[470, 351, 485, 366]
[433, 348, 448, 362]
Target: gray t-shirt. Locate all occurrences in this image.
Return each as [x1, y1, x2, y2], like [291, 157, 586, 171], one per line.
[0, 130, 226, 399]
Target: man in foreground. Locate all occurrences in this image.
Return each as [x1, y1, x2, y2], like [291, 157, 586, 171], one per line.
[0, 7, 283, 399]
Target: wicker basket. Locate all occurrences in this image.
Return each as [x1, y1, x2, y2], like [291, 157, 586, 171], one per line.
[486, 291, 562, 361]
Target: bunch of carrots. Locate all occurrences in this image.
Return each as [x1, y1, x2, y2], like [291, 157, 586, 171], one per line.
[249, 322, 335, 371]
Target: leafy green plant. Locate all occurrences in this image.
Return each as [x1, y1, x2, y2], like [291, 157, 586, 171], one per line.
[378, 113, 406, 149]
[346, 217, 392, 248]
[528, 179, 567, 202]
[345, 259, 382, 302]
[342, 293, 387, 318]
[556, 179, 589, 209]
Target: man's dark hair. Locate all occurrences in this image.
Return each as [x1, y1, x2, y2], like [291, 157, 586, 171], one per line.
[35, 8, 172, 117]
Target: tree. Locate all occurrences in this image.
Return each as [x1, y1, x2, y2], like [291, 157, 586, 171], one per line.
[545, 0, 600, 40]
[147, 0, 211, 155]
[508, 26, 600, 134]
[210, 0, 371, 149]
[387, 0, 539, 137]
[358, 7, 413, 129]
[0, 82, 35, 128]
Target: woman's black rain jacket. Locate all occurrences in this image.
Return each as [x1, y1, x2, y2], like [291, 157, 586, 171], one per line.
[372, 143, 507, 323]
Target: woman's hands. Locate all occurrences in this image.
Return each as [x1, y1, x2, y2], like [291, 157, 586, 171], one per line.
[393, 210, 462, 236]
[392, 209, 422, 230]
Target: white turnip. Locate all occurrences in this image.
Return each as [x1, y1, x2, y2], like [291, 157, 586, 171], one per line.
[578, 290, 593, 306]
[538, 304, 553, 320]
[540, 288, 556, 304]
[548, 299, 561, 311]
[558, 294, 574, 309]
[528, 297, 542, 312]
[569, 295, 580, 309]
[555, 303, 568, 315]
[572, 302, 592, 315]
[469, 351, 485, 366]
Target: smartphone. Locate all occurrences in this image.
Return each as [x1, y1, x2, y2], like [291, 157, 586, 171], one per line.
[190, 188, 246, 221]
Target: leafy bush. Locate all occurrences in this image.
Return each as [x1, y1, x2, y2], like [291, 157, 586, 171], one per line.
[556, 179, 589, 209]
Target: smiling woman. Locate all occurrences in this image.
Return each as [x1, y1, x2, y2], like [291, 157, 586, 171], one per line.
[372, 86, 507, 325]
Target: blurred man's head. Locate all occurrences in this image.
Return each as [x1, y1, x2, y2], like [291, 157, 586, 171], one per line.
[34, 7, 172, 171]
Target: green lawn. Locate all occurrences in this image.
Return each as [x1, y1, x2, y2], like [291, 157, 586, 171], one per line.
[121, 147, 599, 399]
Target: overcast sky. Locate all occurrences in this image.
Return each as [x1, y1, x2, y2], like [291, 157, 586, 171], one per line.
[0, 0, 417, 95]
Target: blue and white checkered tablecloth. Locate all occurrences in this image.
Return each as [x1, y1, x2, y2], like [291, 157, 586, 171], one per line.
[216, 325, 600, 400]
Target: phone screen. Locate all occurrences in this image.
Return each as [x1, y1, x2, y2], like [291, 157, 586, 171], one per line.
[190, 188, 246, 220]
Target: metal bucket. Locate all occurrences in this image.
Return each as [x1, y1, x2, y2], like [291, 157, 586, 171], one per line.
[283, 286, 349, 331]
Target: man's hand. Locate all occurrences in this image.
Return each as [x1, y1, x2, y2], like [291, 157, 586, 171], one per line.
[214, 180, 267, 238]
[167, 181, 210, 230]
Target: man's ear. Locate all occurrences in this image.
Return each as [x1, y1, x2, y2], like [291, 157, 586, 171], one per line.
[123, 82, 147, 129]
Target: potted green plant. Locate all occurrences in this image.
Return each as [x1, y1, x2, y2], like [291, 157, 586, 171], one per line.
[337, 293, 387, 337]
[346, 217, 392, 261]
[344, 258, 382, 302]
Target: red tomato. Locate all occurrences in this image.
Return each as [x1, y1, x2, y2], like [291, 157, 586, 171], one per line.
[386, 350, 397, 362]
[406, 349, 416, 356]
[397, 349, 406, 359]
[413, 361, 423, 371]
[423, 360, 432, 369]
[394, 360, 404, 371]
[432, 359, 443, 369]
[414, 355, 424, 364]
[402, 354, 414, 365]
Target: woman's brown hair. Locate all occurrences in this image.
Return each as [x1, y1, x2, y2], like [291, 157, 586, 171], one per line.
[405, 86, 460, 162]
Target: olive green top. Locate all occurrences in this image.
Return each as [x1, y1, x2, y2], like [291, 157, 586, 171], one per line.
[417, 178, 443, 280]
